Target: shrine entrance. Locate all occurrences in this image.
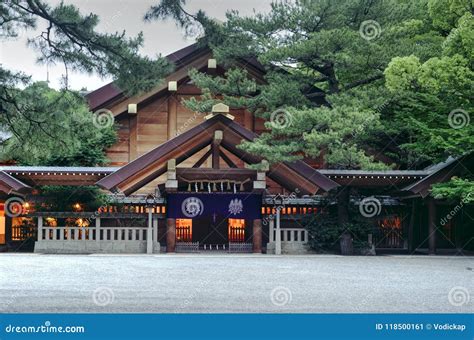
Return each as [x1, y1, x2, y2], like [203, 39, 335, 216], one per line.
[174, 216, 251, 252]
[167, 193, 261, 253]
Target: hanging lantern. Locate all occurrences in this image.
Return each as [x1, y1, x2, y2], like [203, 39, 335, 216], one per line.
[227, 181, 231, 190]
[240, 183, 244, 191]
[220, 181, 224, 191]
[213, 182, 217, 191]
[195, 182, 198, 192]
[200, 181, 204, 190]
[187, 183, 191, 192]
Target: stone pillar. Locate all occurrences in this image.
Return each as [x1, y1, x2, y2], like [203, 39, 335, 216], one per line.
[275, 208, 281, 255]
[166, 218, 176, 253]
[146, 208, 153, 254]
[95, 217, 101, 242]
[252, 219, 262, 253]
[269, 218, 274, 243]
[37, 216, 43, 241]
[428, 198, 436, 255]
[153, 217, 158, 243]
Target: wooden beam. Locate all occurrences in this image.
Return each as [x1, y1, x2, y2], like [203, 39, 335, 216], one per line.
[192, 148, 212, 168]
[108, 52, 211, 115]
[177, 168, 257, 182]
[220, 148, 238, 168]
[211, 143, 220, 169]
[167, 95, 177, 139]
[129, 114, 138, 161]
[212, 130, 223, 169]
[428, 198, 437, 255]
[253, 219, 263, 253]
[118, 138, 212, 195]
[166, 218, 176, 253]
[244, 110, 254, 131]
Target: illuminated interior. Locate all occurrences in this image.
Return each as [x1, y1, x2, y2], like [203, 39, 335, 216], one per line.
[228, 218, 245, 242]
[176, 219, 192, 242]
[378, 216, 402, 229]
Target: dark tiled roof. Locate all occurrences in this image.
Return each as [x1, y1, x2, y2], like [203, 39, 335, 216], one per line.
[86, 43, 207, 110]
[0, 171, 31, 194]
[402, 152, 473, 197]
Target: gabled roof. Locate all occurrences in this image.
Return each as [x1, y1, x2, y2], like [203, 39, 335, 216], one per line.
[0, 171, 31, 195]
[86, 43, 208, 110]
[96, 114, 339, 196]
[403, 152, 474, 197]
[86, 43, 267, 111]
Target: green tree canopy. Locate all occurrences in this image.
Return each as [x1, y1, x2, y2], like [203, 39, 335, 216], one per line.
[1, 0, 173, 165]
[1, 82, 117, 166]
[148, 0, 443, 170]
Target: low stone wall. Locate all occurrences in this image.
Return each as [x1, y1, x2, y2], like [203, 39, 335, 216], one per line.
[34, 241, 161, 254]
[266, 242, 313, 255]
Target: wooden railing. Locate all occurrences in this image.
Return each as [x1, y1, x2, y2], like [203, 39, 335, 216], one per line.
[176, 242, 199, 253]
[39, 226, 148, 242]
[173, 242, 253, 253]
[373, 227, 404, 248]
[228, 242, 253, 253]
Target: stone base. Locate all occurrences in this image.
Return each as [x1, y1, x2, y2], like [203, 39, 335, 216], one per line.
[266, 242, 313, 255]
[34, 241, 161, 254]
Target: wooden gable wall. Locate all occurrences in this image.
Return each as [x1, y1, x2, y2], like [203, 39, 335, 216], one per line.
[99, 62, 315, 195]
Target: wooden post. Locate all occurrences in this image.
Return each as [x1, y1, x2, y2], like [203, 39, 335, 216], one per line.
[168, 95, 177, 139]
[253, 219, 262, 253]
[428, 198, 437, 255]
[212, 130, 223, 169]
[166, 218, 176, 253]
[408, 200, 416, 252]
[147, 208, 153, 254]
[337, 187, 350, 227]
[95, 217, 101, 242]
[129, 115, 138, 161]
[165, 159, 178, 192]
[37, 216, 43, 241]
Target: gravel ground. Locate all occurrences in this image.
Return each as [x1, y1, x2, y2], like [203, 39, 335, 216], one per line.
[0, 254, 472, 313]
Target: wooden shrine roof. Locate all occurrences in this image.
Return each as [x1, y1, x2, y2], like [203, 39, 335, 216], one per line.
[96, 114, 340, 196]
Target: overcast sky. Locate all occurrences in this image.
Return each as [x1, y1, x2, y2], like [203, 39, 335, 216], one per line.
[1, 0, 272, 91]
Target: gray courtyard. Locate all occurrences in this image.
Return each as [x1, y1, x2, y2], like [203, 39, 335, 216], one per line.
[0, 254, 472, 313]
